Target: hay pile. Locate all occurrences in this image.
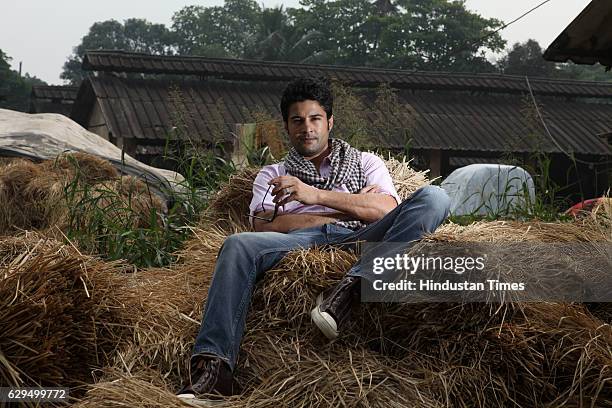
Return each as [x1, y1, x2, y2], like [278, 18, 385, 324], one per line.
[0, 153, 165, 235]
[71, 158, 611, 407]
[381, 155, 432, 199]
[0, 233, 126, 390]
[203, 166, 260, 232]
[77, 175, 167, 230]
[2, 154, 610, 406]
[74, 228, 611, 407]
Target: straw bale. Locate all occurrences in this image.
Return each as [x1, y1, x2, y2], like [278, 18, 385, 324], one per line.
[0, 155, 165, 234]
[0, 233, 126, 389]
[72, 369, 198, 408]
[84, 228, 225, 375]
[175, 224, 227, 266]
[592, 197, 612, 222]
[76, 235, 611, 406]
[94, 265, 211, 380]
[380, 155, 432, 200]
[75, 253, 445, 407]
[236, 336, 441, 408]
[85, 176, 167, 229]
[40, 152, 118, 184]
[59, 157, 612, 406]
[0, 157, 22, 166]
[427, 219, 611, 243]
[202, 167, 260, 232]
[72, 226, 227, 385]
[0, 158, 66, 231]
[234, 241, 610, 406]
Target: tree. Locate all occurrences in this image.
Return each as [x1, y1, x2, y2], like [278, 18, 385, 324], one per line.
[0, 49, 47, 112]
[63, 0, 508, 78]
[497, 39, 555, 77]
[171, 0, 261, 58]
[554, 63, 612, 82]
[0, 49, 10, 71]
[289, 0, 505, 71]
[61, 19, 174, 85]
[379, 0, 506, 71]
[243, 6, 323, 62]
[495, 39, 612, 81]
[289, 0, 379, 65]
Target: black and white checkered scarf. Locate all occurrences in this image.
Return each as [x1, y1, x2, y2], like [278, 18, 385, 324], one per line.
[284, 138, 366, 231]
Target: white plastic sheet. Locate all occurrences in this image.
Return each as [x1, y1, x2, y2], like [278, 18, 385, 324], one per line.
[441, 164, 535, 216]
[0, 108, 185, 203]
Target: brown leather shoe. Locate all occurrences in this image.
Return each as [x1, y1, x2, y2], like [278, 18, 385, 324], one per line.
[177, 355, 238, 406]
[311, 276, 360, 340]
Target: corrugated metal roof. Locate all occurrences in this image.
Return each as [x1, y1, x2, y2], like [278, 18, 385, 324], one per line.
[31, 85, 79, 100]
[29, 85, 79, 116]
[71, 75, 612, 157]
[401, 92, 612, 155]
[544, 0, 612, 68]
[72, 76, 252, 143]
[82, 51, 612, 99]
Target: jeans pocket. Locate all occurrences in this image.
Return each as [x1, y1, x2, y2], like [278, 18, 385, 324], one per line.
[327, 223, 354, 235]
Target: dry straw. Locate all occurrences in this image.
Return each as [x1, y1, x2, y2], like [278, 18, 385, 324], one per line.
[85, 175, 167, 229]
[0, 153, 164, 234]
[0, 232, 126, 391]
[73, 237, 611, 407]
[75, 157, 611, 407]
[1, 154, 611, 407]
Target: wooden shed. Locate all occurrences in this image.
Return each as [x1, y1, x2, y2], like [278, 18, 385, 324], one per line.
[71, 51, 612, 200]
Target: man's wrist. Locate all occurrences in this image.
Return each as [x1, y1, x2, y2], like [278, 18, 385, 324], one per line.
[313, 188, 326, 206]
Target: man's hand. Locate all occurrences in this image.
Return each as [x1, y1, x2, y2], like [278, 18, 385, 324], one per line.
[269, 176, 320, 206]
[262, 176, 396, 227]
[358, 184, 381, 194]
[269, 178, 383, 207]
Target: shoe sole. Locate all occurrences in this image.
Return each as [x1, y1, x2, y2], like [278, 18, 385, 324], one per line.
[310, 293, 339, 340]
[177, 393, 224, 407]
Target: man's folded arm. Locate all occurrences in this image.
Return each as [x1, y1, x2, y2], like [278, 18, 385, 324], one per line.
[253, 211, 351, 233]
[315, 190, 397, 224]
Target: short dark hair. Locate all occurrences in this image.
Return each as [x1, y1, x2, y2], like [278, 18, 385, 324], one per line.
[280, 77, 333, 122]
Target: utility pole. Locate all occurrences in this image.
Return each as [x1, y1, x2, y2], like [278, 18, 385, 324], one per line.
[19, 61, 22, 77]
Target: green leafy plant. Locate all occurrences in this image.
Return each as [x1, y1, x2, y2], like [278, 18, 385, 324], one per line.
[62, 161, 189, 267]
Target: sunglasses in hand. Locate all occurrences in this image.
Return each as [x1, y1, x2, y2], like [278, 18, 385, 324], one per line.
[246, 184, 282, 223]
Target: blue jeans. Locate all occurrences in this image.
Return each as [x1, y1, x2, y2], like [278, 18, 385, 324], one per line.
[192, 186, 451, 370]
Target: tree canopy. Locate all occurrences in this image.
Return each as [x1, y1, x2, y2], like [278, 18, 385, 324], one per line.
[496, 39, 612, 82]
[0, 49, 46, 112]
[286, 0, 505, 71]
[497, 39, 556, 77]
[60, 1, 611, 85]
[62, 0, 507, 84]
[61, 18, 174, 84]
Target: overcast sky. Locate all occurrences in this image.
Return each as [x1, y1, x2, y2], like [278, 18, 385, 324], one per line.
[0, 0, 591, 84]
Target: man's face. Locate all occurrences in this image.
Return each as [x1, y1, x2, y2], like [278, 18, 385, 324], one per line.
[285, 100, 333, 158]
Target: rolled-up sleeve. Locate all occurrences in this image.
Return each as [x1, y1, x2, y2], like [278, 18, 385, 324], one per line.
[362, 152, 401, 205]
[248, 165, 281, 228]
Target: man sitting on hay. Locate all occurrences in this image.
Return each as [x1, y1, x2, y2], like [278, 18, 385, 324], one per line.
[178, 77, 451, 404]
